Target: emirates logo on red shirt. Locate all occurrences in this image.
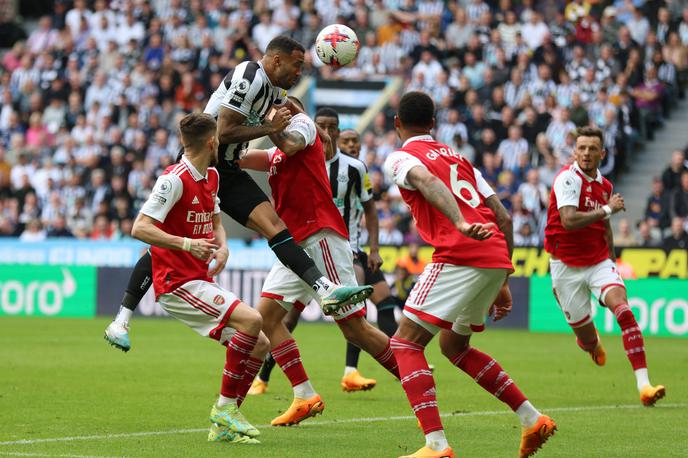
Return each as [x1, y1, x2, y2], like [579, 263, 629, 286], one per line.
[213, 294, 225, 305]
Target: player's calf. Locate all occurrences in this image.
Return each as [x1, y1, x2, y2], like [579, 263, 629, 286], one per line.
[338, 316, 399, 378]
[440, 331, 556, 457]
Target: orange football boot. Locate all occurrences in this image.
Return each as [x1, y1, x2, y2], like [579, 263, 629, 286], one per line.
[247, 378, 267, 396]
[640, 384, 666, 406]
[341, 370, 377, 392]
[519, 415, 557, 458]
[270, 395, 325, 426]
[589, 339, 607, 366]
[399, 446, 454, 458]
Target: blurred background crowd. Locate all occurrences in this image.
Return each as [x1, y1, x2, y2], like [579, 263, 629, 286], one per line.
[0, 0, 686, 250]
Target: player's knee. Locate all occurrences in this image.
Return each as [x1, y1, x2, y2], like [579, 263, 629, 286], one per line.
[239, 307, 263, 335]
[440, 336, 469, 360]
[254, 332, 271, 357]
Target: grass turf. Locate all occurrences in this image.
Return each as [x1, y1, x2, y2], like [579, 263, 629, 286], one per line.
[0, 317, 685, 457]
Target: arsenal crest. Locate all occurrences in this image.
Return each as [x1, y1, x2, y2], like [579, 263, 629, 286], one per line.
[213, 294, 225, 305]
[602, 191, 609, 200]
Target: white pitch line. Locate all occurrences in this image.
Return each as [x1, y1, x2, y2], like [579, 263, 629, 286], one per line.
[0, 453, 125, 458]
[0, 402, 684, 447]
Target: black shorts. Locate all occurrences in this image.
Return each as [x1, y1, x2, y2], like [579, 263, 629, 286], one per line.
[353, 250, 386, 285]
[217, 165, 270, 226]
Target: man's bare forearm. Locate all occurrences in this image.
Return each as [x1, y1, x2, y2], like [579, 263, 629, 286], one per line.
[363, 200, 380, 251]
[213, 214, 227, 249]
[268, 130, 305, 156]
[132, 215, 184, 251]
[604, 220, 616, 261]
[560, 206, 607, 231]
[485, 195, 513, 257]
[416, 175, 464, 224]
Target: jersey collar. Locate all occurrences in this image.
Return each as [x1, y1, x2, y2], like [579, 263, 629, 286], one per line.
[181, 155, 207, 181]
[571, 161, 602, 183]
[402, 134, 434, 147]
[257, 61, 273, 88]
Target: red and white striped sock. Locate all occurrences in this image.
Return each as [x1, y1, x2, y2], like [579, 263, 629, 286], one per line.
[373, 340, 400, 379]
[450, 347, 527, 412]
[272, 338, 315, 398]
[219, 331, 258, 405]
[390, 336, 443, 435]
[614, 304, 650, 389]
[236, 357, 264, 407]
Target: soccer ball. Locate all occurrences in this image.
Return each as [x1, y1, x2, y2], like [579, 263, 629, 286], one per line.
[315, 24, 360, 68]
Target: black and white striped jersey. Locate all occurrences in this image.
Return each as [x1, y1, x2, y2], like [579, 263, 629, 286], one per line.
[204, 60, 287, 169]
[326, 150, 373, 251]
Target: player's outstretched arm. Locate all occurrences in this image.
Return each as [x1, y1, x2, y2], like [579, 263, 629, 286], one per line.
[484, 195, 514, 257]
[238, 149, 271, 171]
[131, 214, 217, 261]
[217, 106, 290, 145]
[406, 166, 494, 241]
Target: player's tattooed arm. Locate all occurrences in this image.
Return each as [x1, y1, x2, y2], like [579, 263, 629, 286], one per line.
[406, 166, 494, 241]
[269, 129, 306, 156]
[559, 205, 610, 230]
[485, 195, 513, 257]
[603, 219, 617, 262]
[217, 106, 290, 144]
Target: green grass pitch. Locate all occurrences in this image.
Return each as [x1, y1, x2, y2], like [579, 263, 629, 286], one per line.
[0, 317, 685, 457]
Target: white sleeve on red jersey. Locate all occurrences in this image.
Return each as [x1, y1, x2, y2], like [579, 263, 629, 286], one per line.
[140, 173, 183, 223]
[552, 170, 582, 208]
[473, 167, 496, 198]
[285, 113, 316, 146]
[383, 151, 426, 190]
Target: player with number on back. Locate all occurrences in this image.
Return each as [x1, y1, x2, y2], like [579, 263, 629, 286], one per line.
[544, 126, 665, 406]
[129, 113, 270, 445]
[105, 36, 372, 352]
[384, 92, 556, 458]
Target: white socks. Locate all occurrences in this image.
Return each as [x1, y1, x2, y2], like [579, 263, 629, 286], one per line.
[314, 277, 336, 297]
[293, 380, 317, 399]
[425, 430, 449, 451]
[516, 400, 541, 428]
[115, 306, 133, 324]
[635, 368, 650, 391]
[344, 366, 357, 376]
[216, 395, 236, 407]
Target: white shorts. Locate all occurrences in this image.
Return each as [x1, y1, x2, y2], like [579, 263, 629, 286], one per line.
[261, 230, 366, 322]
[550, 258, 625, 328]
[158, 279, 241, 344]
[404, 263, 508, 336]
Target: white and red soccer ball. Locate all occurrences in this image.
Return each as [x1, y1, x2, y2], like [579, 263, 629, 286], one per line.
[315, 24, 360, 68]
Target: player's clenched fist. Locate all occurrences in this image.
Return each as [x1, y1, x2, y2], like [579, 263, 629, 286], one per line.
[608, 193, 625, 213]
[268, 107, 292, 133]
[456, 221, 495, 240]
[189, 238, 219, 261]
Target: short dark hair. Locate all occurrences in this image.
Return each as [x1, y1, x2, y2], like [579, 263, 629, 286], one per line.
[315, 107, 339, 123]
[287, 95, 304, 110]
[266, 36, 305, 55]
[178, 113, 216, 150]
[398, 91, 434, 129]
[575, 126, 604, 145]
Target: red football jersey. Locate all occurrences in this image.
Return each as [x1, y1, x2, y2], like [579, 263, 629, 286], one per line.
[267, 115, 348, 243]
[141, 158, 221, 297]
[544, 162, 613, 267]
[383, 135, 513, 270]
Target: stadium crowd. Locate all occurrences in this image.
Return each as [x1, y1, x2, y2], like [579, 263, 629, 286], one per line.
[0, 0, 686, 250]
